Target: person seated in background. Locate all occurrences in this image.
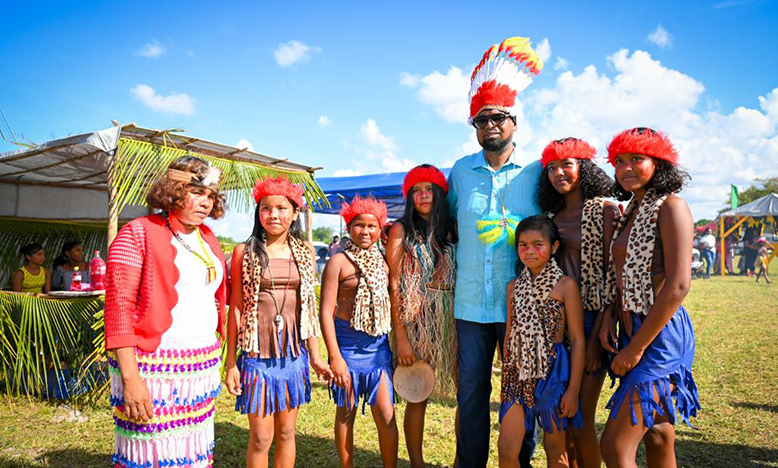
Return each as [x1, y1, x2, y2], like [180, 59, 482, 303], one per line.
[12, 243, 51, 294]
[51, 240, 90, 291]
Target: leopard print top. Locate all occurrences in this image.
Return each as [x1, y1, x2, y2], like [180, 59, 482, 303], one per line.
[605, 188, 669, 316]
[502, 258, 564, 407]
[237, 235, 320, 356]
[344, 242, 392, 337]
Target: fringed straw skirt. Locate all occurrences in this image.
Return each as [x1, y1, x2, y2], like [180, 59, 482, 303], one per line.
[330, 316, 394, 413]
[499, 343, 583, 434]
[403, 288, 458, 398]
[234, 343, 311, 416]
[108, 338, 222, 468]
[606, 305, 700, 429]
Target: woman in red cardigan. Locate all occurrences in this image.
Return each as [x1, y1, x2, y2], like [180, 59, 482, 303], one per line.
[105, 156, 228, 468]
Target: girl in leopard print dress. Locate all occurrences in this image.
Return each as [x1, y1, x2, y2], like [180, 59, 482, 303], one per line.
[537, 137, 620, 468]
[599, 128, 700, 467]
[224, 176, 332, 468]
[499, 215, 585, 468]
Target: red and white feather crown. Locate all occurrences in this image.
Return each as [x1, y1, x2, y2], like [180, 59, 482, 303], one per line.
[468, 37, 544, 122]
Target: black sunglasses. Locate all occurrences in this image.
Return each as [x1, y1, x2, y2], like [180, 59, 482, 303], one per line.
[472, 113, 513, 129]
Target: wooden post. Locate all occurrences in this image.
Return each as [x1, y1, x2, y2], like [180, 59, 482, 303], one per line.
[305, 206, 313, 243]
[106, 147, 119, 245]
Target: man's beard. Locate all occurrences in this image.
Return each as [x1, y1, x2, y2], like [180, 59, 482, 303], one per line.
[481, 134, 511, 152]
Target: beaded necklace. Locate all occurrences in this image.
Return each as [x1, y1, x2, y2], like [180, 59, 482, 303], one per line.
[164, 212, 217, 285]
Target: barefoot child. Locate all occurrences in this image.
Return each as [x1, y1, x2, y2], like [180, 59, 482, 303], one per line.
[537, 138, 620, 468]
[386, 165, 458, 468]
[320, 196, 399, 468]
[498, 215, 585, 468]
[599, 127, 701, 467]
[225, 176, 331, 468]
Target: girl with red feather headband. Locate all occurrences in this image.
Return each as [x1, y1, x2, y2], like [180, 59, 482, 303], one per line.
[599, 127, 700, 467]
[320, 196, 399, 468]
[536, 138, 621, 468]
[224, 176, 332, 468]
[386, 164, 458, 468]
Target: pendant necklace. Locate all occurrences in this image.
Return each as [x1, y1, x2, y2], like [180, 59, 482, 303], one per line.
[267, 251, 293, 332]
[164, 212, 217, 284]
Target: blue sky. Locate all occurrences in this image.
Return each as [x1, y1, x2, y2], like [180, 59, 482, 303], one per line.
[2, 1, 777, 240]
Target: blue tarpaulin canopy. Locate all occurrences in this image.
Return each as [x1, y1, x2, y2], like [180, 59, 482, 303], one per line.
[317, 169, 451, 218]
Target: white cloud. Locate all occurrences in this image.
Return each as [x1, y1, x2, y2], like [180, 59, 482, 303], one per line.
[274, 40, 320, 67]
[129, 84, 195, 115]
[234, 139, 254, 152]
[138, 40, 165, 58]
[554, 57, 569, 71]
[333, 168, 363, 177]
[318, 116, 333, 127]
[352, 119, 416, 173]
[399, 66, 470, 123]
[536, 38, 552, 64]
[647, 25, 673, 48]
[402, 49, 778, 220]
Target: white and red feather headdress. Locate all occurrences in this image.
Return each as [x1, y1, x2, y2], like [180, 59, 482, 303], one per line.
[468, 37, 544, 123]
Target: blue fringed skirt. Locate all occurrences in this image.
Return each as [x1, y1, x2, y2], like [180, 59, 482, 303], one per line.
[330, 316, 394, 413]
[235, 342, 311, 416]
[500, 343, 583, 434]
[606, 305, 700, 428]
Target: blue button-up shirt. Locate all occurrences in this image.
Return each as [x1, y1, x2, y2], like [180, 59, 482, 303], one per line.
[447, 149, 542, 323]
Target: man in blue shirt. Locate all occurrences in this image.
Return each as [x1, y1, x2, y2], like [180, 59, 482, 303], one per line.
[448, 36, 544, 468]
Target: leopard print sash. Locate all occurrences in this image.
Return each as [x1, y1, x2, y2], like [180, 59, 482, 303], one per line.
[580, 197, 605, 311]
[238, 235, 320, 355]
[502, 258, 564, 407]
[344, 242, 392, 337]
[605, 189, 669, 316]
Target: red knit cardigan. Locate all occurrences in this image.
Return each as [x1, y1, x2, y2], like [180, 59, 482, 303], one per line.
[104, 213, 228, 352]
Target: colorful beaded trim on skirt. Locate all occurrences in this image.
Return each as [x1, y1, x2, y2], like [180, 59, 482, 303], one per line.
[109, 339, 222, 468]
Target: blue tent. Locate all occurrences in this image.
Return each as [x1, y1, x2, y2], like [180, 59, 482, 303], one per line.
[316, 169, 451, 218]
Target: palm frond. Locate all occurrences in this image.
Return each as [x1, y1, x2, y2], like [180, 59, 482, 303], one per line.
[112, 138, 329, 216]
[0, 292, 104, 402]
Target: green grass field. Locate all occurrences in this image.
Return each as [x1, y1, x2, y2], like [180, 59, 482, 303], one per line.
[1, 275, 776, 467]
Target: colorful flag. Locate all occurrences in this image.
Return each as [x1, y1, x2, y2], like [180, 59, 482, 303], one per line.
[730, 184, 739, 209]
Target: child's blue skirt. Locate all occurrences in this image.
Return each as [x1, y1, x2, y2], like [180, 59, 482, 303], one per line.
[606, 305, 700, 428]
[330, 316, 394, 413]
[500, 343, 584, 434]
[235, 339, 311, 416]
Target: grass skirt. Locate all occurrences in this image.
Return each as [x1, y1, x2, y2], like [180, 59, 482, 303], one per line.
[330, 316, 394, 413]
[234, 343, 311, 416]
[402, 287, 458, 398]
[108, 338, 221, 468]
[499, 343, 583, 434]
[606, 305, 700, 428]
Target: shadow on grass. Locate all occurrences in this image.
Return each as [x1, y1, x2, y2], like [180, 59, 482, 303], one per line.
[675, 439, 778, 468]
[730, 401, 778, 413]
[215, 421, 449, 468]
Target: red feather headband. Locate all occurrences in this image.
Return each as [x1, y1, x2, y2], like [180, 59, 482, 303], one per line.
[607, 127, 678, 166]
[340, 196, 388, 227]
[402, 165, 449, 197]
[540, 138, 597, 168]
[252, 176, 304, 207]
